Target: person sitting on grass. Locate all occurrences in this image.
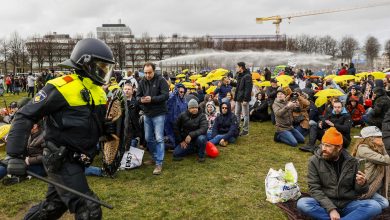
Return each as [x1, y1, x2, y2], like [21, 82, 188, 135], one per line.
[209, 102, 239, 147]
[249, 91, 270, 122]
[173, 99, 208, 162]
[297, 127, 382, 220]
[205, 101, 219, 140]
[0, 121, 46, 185]
[351, 126, 390, 210]
[300, 100, 352, 152]
[346, 95, 365, 127]
[272, 87, 304, 147]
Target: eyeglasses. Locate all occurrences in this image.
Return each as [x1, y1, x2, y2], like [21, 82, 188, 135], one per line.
[222, 107, 228, 109]
[179, 91, 185, 94]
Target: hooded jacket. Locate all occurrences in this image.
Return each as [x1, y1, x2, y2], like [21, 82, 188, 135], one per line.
[205, 101, 219, 132]
[307, 148, 369, 212]
[231, 69, 253, 102]
[173, 109, 208, 144]
[166, 84, 188, 124]
[346, 99, 365, 122]
[368, 87, 390, 128]
[212, 102, 239, 140]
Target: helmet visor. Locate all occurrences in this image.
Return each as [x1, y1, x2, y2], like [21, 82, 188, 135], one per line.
[96, 61, 114, 84]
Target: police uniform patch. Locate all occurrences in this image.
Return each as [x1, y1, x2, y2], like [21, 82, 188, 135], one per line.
[33, 90, 47, 104]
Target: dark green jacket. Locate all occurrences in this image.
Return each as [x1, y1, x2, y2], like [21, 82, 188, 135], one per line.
[307, 148, 369, 212]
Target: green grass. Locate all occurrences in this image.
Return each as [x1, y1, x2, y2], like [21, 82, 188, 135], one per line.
[0, 93, 361, 219]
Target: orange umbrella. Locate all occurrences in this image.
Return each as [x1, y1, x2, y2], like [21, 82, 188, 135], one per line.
[252, 72, 261, 80]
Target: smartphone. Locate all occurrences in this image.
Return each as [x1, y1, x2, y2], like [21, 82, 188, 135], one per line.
[357, 159, 366, 173]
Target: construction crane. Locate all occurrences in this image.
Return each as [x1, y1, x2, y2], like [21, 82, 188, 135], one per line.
[256, 1, 390, 35]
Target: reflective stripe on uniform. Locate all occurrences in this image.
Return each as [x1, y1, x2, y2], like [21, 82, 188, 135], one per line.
[47, 74, 107, 107]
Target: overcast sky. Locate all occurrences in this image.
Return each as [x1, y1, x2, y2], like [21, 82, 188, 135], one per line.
[1, 0, 389, 45]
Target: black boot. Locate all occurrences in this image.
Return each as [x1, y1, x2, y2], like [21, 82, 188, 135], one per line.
[299, 125, 317, 152]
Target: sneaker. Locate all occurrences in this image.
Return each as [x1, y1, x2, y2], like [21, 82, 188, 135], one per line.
[240, 131, 249, 136]
[153, 165, 162, 175]
[172, 156, 183, 161]
[197, 157, 206, 163]
[219, 140, 228, 147]
[143, 160, 155, 166]
[2, 176, 27, 186]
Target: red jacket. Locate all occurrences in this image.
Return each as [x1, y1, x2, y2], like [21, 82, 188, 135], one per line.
[338, 69, 347, 76]
[346, 104, 365, 121]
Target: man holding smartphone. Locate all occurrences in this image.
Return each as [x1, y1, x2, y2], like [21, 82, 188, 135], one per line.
[297, 127, 382, 220]
[137, 62, 169, 175]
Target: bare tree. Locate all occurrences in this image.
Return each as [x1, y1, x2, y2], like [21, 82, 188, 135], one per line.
[8, 32, 23, 73]
[0, 38, 9, 73]
[28, 35, 46, 72]
[339, 36, 359, 63]
[139, 32, 152, 62]
[110, 35, 127, 69]
[384, 39, 390, 67]
[44, 34, 56, 69]
[318, 35, 338, 58]
[20, 40, 29, 72]
[364, 36, 381, 68]
[293, 35, 319, 54]
[86, 31, 95, 38]
[127, 38, 139, 72]
[155, 34, 166, 61]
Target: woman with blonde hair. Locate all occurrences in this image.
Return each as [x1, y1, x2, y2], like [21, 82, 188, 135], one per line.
[352, 126, 390, 209]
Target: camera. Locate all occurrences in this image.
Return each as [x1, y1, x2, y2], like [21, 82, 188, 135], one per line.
[291, 92, 299, 102]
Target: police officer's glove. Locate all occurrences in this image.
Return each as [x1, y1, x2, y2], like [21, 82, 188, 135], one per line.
[104, 120, 116, 135]
[7, 158, 26, 176]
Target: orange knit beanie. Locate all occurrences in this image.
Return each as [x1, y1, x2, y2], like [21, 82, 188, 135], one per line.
[322, 127, 343, 145]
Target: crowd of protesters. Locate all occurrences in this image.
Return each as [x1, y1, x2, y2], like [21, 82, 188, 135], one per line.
[1, 61, 390, 218]
[0, 70, 58, 97]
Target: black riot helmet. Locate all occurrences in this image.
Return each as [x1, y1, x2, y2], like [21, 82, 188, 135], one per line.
[59, 38, 115, 85]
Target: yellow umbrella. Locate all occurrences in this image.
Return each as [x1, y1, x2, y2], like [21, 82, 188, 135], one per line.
[0, 124, 11, 140]
[315, 96, 329, 107]
[206, 86, 217, 94]
[369, 71, 386, 79]
[189, 74, 202, 80]
[257, 81, 271, 87]
[182, 69, 189, 73]
[213, 68, 229, 76]
[276, 75, 293, 87]
[176, 74, 186, 78]
[356, 72, 369, 78]
[332, 75, 357, 83]
[314, 89, 344, 97]
[206, 68, 228, 80]
[182, 82, 195, 89]
[324, 75, 336, 80]
[196, 77, 211, 87]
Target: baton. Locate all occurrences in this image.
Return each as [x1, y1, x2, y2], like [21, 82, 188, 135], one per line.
[0, 161, 113, 209]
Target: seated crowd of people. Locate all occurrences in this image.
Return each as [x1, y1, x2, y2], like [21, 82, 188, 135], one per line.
[1, 61, 390, 219]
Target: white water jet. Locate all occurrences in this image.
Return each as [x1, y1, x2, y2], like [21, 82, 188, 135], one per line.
[159, 49, 334, 67]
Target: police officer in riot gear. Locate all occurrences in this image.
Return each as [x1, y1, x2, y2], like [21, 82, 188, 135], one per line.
[6, 38, 115, 220]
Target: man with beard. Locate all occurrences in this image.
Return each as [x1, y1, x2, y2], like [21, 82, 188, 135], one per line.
[297, 127, 382, 220]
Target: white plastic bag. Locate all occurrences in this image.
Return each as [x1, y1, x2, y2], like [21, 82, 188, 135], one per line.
[119, 147, 144, 170]
[265, 162, 301, 203]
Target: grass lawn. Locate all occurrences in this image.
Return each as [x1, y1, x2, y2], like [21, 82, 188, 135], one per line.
[0, 93, 360, 219]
